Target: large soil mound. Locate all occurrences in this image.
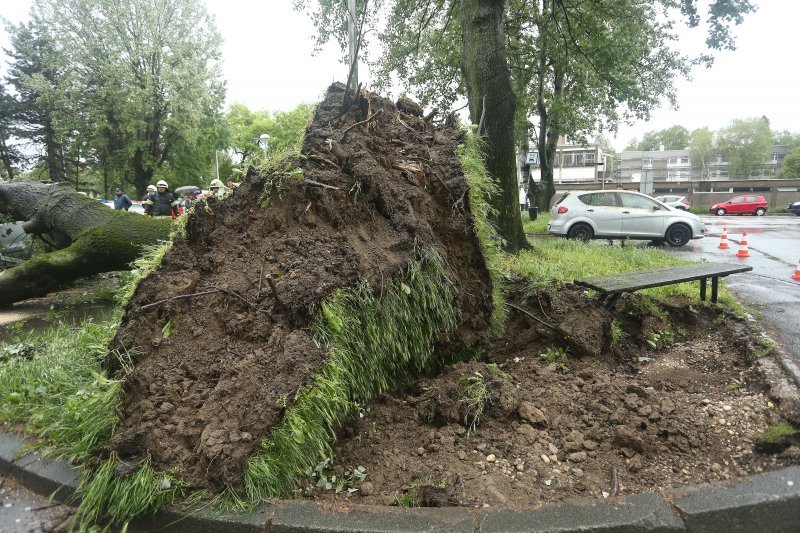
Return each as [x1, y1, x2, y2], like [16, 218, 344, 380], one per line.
[107, 83, 493, 489]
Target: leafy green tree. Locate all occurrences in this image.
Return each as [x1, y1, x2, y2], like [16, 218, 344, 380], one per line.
[773, 130, 800, 150]
[689, 127, 714, 180]
[33, 0, 226, 197]
[297, 0, 754, 251]
[4, 15, 72, 183]
[222, 102, 315, 181]
[779, 147, 800, 178]
[0, 84, 23, 180]
[715, 117, 772, 177]
[625, 126, 690, 152]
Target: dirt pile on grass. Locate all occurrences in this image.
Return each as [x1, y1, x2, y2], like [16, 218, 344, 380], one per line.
[107, 83, 493, 489]
[309, 286, 800, 507]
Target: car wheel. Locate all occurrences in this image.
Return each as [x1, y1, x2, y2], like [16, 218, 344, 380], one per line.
[715, 208, 726, 216]
[755, 207, 766, 216]
[665, 223, 691, 247]
[567, 223, 593, 242]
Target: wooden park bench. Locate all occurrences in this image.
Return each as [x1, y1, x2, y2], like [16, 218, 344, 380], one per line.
[574, 262, 753, 309]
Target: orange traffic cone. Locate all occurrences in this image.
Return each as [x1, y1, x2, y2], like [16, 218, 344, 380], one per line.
[736, 231, 750, 258]
[792, 260, 800, 281]
[718, 228, 730, 249]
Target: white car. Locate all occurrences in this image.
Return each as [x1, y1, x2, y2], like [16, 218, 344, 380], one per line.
[0, 221, 30, 267]
[654, 195, 690, 211]
[548, 190, 706, 247]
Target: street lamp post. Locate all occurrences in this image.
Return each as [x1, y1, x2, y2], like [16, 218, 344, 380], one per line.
[259, 133, 270, 159]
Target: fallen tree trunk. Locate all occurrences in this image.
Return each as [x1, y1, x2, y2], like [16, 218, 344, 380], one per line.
[0, 182, 172, 306]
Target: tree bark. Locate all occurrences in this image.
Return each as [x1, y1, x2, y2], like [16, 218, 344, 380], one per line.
[461, 0, 527, 252]
[535, 60, 563, 211]
[0, 181, 171, 306]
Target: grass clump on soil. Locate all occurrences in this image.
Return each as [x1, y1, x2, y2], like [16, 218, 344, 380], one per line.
[458, 373, 490, 436]
[458, 134, 506, 337]
[73, 454, 185, 531]
[242, 248, 457, 501]
[752, 422, 799, 443]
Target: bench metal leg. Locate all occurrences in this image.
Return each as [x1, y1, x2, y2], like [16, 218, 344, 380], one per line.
[711, 276, 719, 303]
[700, 278, 707, 301]
[605, 293, 622, 310]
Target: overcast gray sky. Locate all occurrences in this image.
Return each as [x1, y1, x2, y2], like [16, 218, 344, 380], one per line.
[1, 0, 798, 152]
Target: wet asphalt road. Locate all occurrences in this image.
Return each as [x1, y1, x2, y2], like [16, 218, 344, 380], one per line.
[666, 214, 800, 361]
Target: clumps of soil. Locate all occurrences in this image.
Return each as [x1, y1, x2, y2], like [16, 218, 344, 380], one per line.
[106, 83, 493, 489]
[305, 286, 800, 507]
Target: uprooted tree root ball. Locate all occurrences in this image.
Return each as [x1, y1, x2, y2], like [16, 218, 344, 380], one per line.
[105, 83, 494, 493]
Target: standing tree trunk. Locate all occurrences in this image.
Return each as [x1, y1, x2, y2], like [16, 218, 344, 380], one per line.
[461, 0, 527, 252]
[0, 137, 15, 180]
[43, 117, 65, 182]
[535, 59, 564, 211]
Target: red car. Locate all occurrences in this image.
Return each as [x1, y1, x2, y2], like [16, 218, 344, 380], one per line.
[709, 195, 768, 216]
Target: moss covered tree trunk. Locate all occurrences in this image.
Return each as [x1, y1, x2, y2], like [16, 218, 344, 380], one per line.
[0, 181, 171, 306]
[461, 0, 527, 252]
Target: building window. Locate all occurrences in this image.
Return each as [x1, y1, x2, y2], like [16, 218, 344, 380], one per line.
[574, 154, 584, 166]
[586, 152, 595, 164]
[563, 153, 573, 166]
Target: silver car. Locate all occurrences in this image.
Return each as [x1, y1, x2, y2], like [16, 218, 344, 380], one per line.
[654, 195, 690, 211]
[548, 190, 706, 247]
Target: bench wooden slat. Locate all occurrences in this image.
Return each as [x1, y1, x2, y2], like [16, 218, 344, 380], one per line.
[574, 263, 753, 294]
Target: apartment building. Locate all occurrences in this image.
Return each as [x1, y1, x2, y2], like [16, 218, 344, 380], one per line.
[524, 141, 607, 184]
[614, 145, 790, 183]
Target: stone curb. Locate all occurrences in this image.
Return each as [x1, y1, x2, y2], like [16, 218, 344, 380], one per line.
[2, 431, 799, 532]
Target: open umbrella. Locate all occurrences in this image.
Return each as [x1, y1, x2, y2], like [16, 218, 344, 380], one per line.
[174, 185, 201, 196]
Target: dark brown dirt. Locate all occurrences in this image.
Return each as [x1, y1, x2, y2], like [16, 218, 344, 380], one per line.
[303, 286, 800, 508]
[106, 84, 493, 489]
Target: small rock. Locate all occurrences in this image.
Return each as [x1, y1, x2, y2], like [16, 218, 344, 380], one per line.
[541, 454, 551, 464]
[567, 452, 587, 462]
[548, 443, 559, 455]
[571, 468, 584, 477]
[723, 405, 732, 411]
[458, 450, 467, 460]
[614, 425, 645, 453]
[518, 402, 548, 427]
[515, 463, 524, 472]
[486, 454, 497, 463]
[360, 482, 374, 496]
[711, 463, 722, 472]
[582, 439, 598, 451]
[417, 447, 425, 456]
[516, 423, 537, 442]
[626, 384, 650, 398]
[628, 454, 644, 472]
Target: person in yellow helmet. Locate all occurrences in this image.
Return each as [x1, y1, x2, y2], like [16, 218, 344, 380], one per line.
[143, 180, 178, 218]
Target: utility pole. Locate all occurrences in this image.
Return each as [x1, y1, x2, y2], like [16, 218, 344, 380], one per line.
[347, 0, 358, 93]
